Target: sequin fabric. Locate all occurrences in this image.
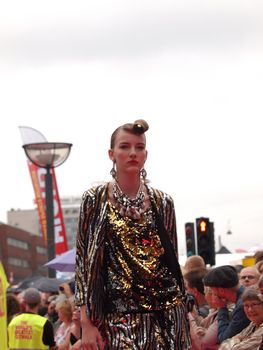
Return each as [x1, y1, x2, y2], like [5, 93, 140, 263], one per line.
[104, 202, 183, 313]
[75, 183, 191, 349]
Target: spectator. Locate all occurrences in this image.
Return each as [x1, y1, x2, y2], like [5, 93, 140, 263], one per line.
[184, 268, 209, 318]
[6, 293, 21, 324]
[254, 251, 263, 264]
[184, 255, 206, 274]
[239, 266, 260, 287]
[203, 265, 250, 343]
[189, 285, 219, 349]
[8, 287, 56, 349]
[68, 305, 82, 349]
[259, 275, 263, 295]
[218, 285, 263, 349]
[256, 261, 263, 275]
[54, 298, 73, 349]
[45, 295, 60, 332]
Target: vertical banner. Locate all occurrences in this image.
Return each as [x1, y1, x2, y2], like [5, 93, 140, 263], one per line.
[19, 126, 68, 255]
[27, 160, 68, 255]
[0, 261, 9, 350]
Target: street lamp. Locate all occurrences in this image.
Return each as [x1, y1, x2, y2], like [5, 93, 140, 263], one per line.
[23, 142, 72, 278]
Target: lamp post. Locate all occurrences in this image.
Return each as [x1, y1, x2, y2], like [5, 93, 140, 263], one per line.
[23, 142, 72, 278]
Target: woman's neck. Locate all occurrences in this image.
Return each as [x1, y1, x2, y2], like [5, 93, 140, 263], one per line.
[63, 319, 71, 327]
[115, 175, 141, 198]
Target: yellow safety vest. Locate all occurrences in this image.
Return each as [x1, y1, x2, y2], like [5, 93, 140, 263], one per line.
[8, 313, 48, 349]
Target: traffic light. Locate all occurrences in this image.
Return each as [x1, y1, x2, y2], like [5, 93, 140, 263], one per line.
[196, 217, 215, 266]
[185, 222, 196, 257]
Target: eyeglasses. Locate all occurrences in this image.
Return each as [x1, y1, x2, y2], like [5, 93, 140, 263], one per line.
[240, 275, 257, 280]
[243, 302, 263, 310]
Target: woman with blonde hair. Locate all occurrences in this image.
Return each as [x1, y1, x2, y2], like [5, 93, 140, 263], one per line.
[55, 299, 73, 349]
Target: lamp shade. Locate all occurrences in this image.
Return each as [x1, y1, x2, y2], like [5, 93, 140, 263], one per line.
[23, 142, 72, 168]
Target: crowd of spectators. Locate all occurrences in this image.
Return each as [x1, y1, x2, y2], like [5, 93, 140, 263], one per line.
[5, 250, 263, 349]
[183, 252, 263, 350]
[6, 279, 81, 349]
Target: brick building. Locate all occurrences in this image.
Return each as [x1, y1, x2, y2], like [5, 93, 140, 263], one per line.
[0, 222, 48, 284]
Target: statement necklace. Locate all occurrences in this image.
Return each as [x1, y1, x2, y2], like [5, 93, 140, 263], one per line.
[112, 180, 145, 220]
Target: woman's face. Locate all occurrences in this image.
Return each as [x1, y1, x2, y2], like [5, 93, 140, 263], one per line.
[243, 299, 263, 326]
[109, 129, 147, 176]
[204, 286, 217, 309]
[57, 307, 71, 322]
[48, 301, 56, 315]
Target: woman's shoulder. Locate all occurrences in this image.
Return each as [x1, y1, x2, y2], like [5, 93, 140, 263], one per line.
[81, 182, 108, 199]
[146, 184, 174, 204]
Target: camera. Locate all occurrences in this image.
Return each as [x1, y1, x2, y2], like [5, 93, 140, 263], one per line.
[186, 294, 195, 312]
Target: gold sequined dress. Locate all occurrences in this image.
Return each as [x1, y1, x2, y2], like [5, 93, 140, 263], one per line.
[75, 183, 191, 349]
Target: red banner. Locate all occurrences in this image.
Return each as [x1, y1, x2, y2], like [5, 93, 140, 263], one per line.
[27, 161, 68, 255]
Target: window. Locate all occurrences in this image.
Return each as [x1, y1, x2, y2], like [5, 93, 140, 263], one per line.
[8, 257, 29, 268]
[7, 238, 29, 250]
[36, 246, 47, 255]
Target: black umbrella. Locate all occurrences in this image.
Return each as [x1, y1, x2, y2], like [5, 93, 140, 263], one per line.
[30, 277, 66, 293]
[17, 274, 66, 292]
[17, 272, 44, 290]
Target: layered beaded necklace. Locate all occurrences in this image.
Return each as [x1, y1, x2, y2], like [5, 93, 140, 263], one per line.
[112, 180, 145, 220]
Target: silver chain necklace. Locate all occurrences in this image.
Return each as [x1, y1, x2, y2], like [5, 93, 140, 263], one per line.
[112, 180, 145, 219]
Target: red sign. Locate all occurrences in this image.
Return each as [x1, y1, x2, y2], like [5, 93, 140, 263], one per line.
[27, 161, 68, 255]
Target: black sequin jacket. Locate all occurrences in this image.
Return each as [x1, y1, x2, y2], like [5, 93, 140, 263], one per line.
[75, 182, 184, 323]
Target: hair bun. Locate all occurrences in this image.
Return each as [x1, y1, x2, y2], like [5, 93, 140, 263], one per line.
[133, 119, 149, 134]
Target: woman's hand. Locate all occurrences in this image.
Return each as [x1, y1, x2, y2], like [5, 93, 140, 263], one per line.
[195, 326, 206, 337]
[79, 305, 104, 350]
[81, 322, 104, 350]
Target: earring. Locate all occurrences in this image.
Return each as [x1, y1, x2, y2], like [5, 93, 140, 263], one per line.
[140, 168, 147, 180]
[110, 162, 117, 179]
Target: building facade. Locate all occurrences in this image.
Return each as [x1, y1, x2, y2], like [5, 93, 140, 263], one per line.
[7, 196, 81, 250]
[0, 223, 48, 284]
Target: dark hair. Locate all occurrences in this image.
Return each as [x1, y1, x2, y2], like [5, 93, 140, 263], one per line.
[203, 265, 239, 289]
[110, 119, 149, 148]
[234, 264, 244, 274]
[184, 268, 207, 295]
[254, 251, 263, 264]
[7, 293, 21, 324]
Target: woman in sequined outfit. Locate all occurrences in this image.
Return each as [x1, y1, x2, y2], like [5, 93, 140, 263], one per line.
[75, 119, 191, 350]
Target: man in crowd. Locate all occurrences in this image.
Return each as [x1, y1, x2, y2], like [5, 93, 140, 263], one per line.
[239, 266, 260, 288]
[203, 265, 250, 344]
[8, 287, 57, 349]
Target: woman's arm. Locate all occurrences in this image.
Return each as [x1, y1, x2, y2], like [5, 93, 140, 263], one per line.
[80, 305, 104, 350]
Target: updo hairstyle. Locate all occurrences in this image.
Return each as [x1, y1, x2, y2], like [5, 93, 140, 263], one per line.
[110, 119, 149, 148]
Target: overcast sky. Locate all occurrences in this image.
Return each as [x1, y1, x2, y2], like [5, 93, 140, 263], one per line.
[0, 0, 263, 255]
